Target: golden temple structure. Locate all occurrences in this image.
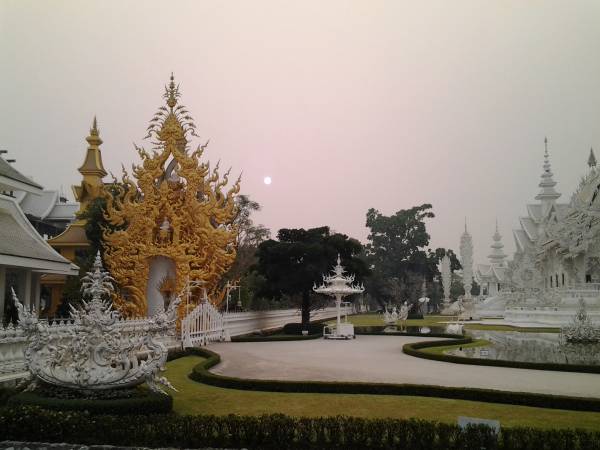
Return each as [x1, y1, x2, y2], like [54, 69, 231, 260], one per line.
[44, 119, 108, 315]
[103, 75, 240, 319]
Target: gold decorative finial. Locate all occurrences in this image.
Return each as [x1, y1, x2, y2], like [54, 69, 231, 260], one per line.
[166, 73, 178, 109]
[86, 116, 102, 148]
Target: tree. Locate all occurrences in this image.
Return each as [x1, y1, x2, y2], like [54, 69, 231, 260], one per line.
[225, 195, 271, 284]
[255, 226, 369, 328]
[364, 205, 462, 308]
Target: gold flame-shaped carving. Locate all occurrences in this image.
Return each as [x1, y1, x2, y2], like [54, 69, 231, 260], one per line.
[102, 75, 240, 319]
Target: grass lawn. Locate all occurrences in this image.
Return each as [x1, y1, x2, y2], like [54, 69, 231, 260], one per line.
[339, 314, 560, 333]
[166, 355, 600, 431]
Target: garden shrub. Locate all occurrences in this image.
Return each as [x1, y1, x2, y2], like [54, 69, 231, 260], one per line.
[282, 322, 326, 335]
[1, 406, 599, 449]
[7, 385, 172, 415]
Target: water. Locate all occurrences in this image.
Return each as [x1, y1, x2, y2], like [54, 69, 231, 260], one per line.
[451, 330, 600, 366]
[356, 325, 458, 335]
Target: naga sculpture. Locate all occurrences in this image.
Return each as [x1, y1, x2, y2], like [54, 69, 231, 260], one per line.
[14, 253, 178, 393]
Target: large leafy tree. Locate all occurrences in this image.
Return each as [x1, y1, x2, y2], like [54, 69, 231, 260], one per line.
[255, 226, 369, 328]
[364, 204, 461, 307]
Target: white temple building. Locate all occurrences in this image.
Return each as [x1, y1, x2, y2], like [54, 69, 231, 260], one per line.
[475, 221, 508, 298]
[0, 156, 77, 323]
[475, 140, 600, 324]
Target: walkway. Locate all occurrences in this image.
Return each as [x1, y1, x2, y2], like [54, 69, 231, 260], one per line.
[207, 335, 600, 398]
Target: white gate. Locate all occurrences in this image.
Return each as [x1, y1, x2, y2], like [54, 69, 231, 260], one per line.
[180, 301, 226, 348]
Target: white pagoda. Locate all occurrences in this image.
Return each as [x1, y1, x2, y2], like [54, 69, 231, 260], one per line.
[314, 255, 364, 339]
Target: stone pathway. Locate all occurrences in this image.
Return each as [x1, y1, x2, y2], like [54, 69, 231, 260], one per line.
[208, 335, 600, 398]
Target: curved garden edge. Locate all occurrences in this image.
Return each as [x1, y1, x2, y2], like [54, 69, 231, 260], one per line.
[182, 347, 600, 412]
[402, 337, 600, 375]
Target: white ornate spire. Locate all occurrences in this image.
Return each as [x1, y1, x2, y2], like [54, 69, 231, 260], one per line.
[535, 137, 561, 208]
[460, 219, 474, 299]
[488, 219, 507, 267]
[588, 147, 597, 170]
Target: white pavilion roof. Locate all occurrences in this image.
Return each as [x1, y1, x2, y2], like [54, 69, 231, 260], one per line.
[0, 194, 78, 274]
[0, 157, 43, 195]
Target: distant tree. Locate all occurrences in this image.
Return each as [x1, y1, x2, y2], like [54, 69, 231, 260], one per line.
[255, 226, 369, 328]
[364, 205, 462, 309]
[225, 195, 271, 284]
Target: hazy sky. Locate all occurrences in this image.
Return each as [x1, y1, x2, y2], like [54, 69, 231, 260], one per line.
[2, 1, 600, 263]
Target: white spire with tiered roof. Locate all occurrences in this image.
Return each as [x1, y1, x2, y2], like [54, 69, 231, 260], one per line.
[460, 218, 474, 299]
[535, 138, 561, 212]
[488, 219, 507, 267]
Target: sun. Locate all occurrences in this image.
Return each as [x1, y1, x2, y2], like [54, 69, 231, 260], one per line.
[263, 176, 272, 185]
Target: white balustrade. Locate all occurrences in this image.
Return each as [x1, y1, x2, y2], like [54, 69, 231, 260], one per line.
[1, 304, 353, 383]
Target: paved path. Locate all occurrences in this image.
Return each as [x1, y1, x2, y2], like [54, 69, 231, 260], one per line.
[207, 335, 600, 398]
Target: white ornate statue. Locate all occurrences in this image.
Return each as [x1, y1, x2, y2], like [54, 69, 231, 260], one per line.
[14, 252, 179, 393]
[460, 221, 474, 300]
[439, 255, 452, 313]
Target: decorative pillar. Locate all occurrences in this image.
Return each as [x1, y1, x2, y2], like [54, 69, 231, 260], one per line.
[459, 221, 474, 299]
[24, 270, 32, 311]
[33, 273, 41, 314]
[0, 267, 5, 321]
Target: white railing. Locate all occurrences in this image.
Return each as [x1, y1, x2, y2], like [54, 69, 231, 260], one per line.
[1, 304, 353, 383]
[181, 301, 226, 348]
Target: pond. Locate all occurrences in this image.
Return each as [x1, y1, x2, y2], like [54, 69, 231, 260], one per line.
[449, 330, 600, 366]
[355, 325, 461, 335]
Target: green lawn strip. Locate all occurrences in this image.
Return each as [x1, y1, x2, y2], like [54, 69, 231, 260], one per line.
[165, 356, 600, 432]
[420, 339, 490, 355]
[341, 314, 560, 333]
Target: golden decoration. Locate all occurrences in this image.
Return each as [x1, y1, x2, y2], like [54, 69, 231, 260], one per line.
[102, 74, 240, 319]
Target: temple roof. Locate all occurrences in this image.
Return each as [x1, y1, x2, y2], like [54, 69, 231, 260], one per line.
[0, 157, 43, 195]
[0, 194, 78, 274]
[519, 216, 538, 242]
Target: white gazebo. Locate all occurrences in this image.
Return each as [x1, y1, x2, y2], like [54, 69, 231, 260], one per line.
[313, 255, 364, 339]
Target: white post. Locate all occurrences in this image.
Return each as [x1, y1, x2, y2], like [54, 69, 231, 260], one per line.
[33, 273, 41, 315]
[336, 294, 342, 331]
[24, 270, 32, 312]
[0, 267, 5, 322]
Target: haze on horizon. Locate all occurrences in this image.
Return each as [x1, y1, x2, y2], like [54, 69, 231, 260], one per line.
[2, 0, 600, 264]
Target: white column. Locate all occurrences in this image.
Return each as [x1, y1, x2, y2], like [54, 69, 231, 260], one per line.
[0, 267, 5, 322]
[33, 273, 41, 315]
[24, 270, 32, 311]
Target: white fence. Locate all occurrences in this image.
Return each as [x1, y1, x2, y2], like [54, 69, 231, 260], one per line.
[1, 305, 352, 383]
[181, 301, 226, 348]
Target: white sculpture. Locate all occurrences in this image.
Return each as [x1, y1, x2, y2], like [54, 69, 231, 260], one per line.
[460, 221, 474, 300]
[14, 252, 179, 393]
[439, 255, 452, 313]
[383, 305, 399, 325]
[314, 255, 364, 339]
[399, 302, 411, 322]
[559, 299, 600, 344]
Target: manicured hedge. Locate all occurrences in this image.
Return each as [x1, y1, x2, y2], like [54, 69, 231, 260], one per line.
[7, 387, 172, 415]
[0, 387, 15, 405]
[283, 322, 327, 335]
[232, 333, 322, 342]
[404, 338, 600, 375]
[187, 347, 600, 412]
[1, 406, 599, 449]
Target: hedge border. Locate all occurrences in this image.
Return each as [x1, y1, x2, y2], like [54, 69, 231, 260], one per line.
[6, 406, 600, 450]
[185, 347, 600, 412]
[403, 337, 600, 374]
[232, 333, 322, 342]
[7, 387, 173, 415]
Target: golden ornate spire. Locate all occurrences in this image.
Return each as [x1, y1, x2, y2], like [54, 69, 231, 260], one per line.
[72, 116, 107, 213]
[103, 75, 241, 319]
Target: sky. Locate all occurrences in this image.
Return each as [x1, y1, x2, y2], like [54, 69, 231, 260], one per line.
[2, 0, 600, 264]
